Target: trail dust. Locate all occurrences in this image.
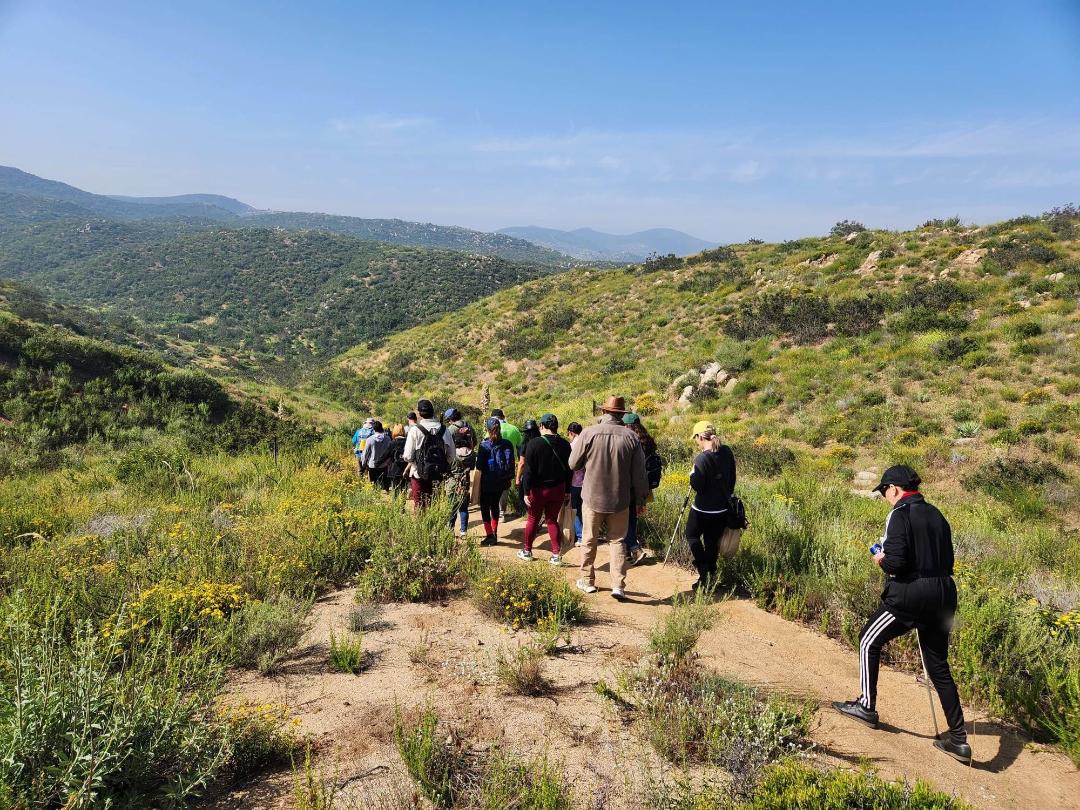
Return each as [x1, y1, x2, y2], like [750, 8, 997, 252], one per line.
[212, 511, 1079, 809]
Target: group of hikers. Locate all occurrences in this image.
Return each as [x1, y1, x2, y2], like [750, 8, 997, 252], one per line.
[352, 395, 973, 765]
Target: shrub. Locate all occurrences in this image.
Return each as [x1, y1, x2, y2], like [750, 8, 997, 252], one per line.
[221, 702, 302, 778]
[328, 632, 367, 674]
[474, 562, 585, 630]
[648, 592, 717, 663]
[227, 593, 313, 674]
[730, 440, 797, 477]
[0, 601, 228, 808]
[932, 336, 981, 361]
[829, 220, 866, 237]
[358, 496, 478, 603]
[495, 643, 551, 696]
[478, 750, 573, 810]
[394, 708, 474, 808]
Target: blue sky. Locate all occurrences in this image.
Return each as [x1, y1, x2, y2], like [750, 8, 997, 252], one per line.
[1, 1, 1078, 241]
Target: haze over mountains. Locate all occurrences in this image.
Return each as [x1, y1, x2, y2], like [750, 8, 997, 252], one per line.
[498, 225, 718, 262]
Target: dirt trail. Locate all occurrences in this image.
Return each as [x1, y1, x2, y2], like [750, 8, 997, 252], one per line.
[217, 512, 1078, 809]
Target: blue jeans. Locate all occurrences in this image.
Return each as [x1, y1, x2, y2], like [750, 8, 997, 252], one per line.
[569, 485, 583, 542]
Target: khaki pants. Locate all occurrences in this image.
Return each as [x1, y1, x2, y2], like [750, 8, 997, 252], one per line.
[580, 507, 630, 592]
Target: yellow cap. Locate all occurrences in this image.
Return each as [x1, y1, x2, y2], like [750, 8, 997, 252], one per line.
[690, 420, 715, 439]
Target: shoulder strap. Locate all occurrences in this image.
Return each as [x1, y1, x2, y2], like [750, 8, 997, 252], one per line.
[541, 436, 568, 472]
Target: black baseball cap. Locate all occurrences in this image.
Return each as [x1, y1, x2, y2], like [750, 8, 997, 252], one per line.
[539, 413, 558, 430]
[873, 465, 921, 494]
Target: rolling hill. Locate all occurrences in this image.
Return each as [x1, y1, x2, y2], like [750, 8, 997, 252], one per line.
[4, 227, 556, 374]
[498, 225, 717, 261]
[1, 166, 570, 264]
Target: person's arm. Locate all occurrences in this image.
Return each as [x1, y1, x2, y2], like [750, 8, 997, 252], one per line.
[879, 508, 910, 574]
[630, 443, 649, 508]
[689, 453, 705, 493]
[442, 428, 456, 465]
[360, 441, 372, 467]
[402, 428, 418, 463]
[561, 442, 573, 489]
[568, 432, 586, 470]
[725, 445, 736, 492]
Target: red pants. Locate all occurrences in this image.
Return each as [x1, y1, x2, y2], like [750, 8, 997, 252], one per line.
[409, 477, 434, 508]
[523, 483, 566, 554]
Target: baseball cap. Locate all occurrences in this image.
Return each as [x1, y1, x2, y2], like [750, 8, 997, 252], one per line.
[491, 408, 505, 419]
[690, 420, 715, 439]
[484, 416, 501, 430]
[539, 413, 558, 429]
[444, 407, 459, 420]
[523, 419, 538, 432]
[873, 465, 921, 494]
[622, 412, 640, 425]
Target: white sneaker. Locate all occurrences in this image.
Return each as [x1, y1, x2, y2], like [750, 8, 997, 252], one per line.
[458, 530, 468, 540]
[499, 511, 506, 522]
[549, 554, 561, 567]
[517, 549, 533, 562]
[576, 579, 597, 594]
[611, 588, 626, 601]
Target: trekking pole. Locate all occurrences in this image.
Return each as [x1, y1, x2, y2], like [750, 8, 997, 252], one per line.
[916, 632, 941, 740]
[661, 488, 692, 567]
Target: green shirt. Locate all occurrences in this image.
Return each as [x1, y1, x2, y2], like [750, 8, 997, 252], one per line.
[499, 421, 523, 455]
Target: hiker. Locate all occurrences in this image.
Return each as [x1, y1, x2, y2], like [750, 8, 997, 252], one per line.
[444, 407, 476, 450]
[476, 417, 515, 546]
[406, 411, 418, 434]
[360, 420, 392, 490]
[568, 396, 650, 600]
[833, 465, 972, 765]
[567, 422, 585, 546]
[401, 399, 456, 509]
[351, 417, 375, 475]
[518, 413, 572, 566]
[685, 421, 738, 590]
[491, 408, 522, 519]
[386, 424, 409, 493]
[622, 412, 662, 565]
[515, 418, 541, 515]
[448, 420, 477, 539]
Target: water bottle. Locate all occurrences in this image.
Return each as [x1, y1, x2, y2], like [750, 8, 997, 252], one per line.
[869, 543, 883, 555]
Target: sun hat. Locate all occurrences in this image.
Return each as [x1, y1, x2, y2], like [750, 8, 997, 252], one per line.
[690, 420, 715, 439]
[873, 465, 921, 495]
[622, 412, 640, 425]
[600, 395, 628, 414]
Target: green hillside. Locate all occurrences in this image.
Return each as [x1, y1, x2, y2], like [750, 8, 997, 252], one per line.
[4, 227, 557, 374]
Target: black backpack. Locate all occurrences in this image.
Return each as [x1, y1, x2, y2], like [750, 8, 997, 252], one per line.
[387, 438, 408, 479]
[414, 425, 451, 481]
[726, 494, 748, 530]
[645, 452, 664, 490]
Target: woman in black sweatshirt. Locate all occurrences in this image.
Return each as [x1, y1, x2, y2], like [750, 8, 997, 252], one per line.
[686, 420, 737, 590]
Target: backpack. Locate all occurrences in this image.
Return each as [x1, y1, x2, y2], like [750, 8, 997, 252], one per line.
[645, 452, 664, 490]
[485, 440, 515, 481]
[452, 421, 475, 450]
[368, 436, 392, 469]
[387, 438, 408, 480]
[414, 425, 451, 481]
[726, 494, 748, 530]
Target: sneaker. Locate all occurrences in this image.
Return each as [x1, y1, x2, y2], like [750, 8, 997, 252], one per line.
[575, 579, 597, 594]
[574, 539, 583, 548]
[611, 588, 626, 601]
[549, 554, 562, 567]
[458, 530, 468, 540]
[479, 534, 497, 547]
[933, 737, 972, 765]
[517, 549, 533, 562]
[831, 699, 879, 729]
[499, 511, 506, 522]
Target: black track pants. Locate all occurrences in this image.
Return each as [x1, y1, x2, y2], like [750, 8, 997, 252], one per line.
[685, 509, 725, 583]
[857, 604, 966, 739]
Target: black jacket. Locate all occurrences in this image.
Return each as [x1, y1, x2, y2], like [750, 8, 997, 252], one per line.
[521, 434, 573, 492]
[880, 493, 957, 622]
[689, 446, 736, 513]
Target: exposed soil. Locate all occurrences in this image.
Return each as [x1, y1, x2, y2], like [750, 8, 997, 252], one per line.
[212, 513, 1079, 809]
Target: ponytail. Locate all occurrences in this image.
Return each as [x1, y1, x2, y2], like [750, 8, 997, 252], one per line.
[700, 429, 723, 453]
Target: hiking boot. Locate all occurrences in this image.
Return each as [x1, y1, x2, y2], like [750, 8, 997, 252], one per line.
[479, 534, 497, 547]
[611, 588, 626, 601]
[548, 554, 562, 567]
[934, 736, 972, 765]
[832, 699, 879, 729]
[517, 549, 533, 562]
[576, 579, 597, 594]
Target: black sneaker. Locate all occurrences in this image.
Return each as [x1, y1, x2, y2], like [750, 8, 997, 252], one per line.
[479, 534, 497, 547]
[933, 737, 972, 765]
[832, 699, 879, 729]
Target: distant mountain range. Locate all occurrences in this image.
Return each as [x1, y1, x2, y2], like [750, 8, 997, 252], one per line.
[497, 225, 718, 262]
[0, 166, 568, 265]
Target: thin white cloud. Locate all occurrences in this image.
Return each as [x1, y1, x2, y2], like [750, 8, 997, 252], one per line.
[330, 113, 433, 134]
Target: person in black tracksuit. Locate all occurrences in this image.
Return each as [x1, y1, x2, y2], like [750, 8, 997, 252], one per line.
[833, 465, 972, 765]
[686, 421, 737, 590]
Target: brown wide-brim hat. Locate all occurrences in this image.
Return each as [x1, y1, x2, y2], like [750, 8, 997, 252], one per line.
[600, 395, 628, 413]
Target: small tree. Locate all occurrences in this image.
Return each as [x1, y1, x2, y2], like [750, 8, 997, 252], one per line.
[829, 220, 866, 238]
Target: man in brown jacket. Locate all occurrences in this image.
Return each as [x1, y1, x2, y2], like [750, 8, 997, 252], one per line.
[568, 396, 650, 600]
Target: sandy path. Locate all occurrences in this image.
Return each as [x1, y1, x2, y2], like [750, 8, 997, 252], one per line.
[490, 516, 1079, 810]
[215, 510, 1078, 809]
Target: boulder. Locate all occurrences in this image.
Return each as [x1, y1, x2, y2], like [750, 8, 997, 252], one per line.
[700, 362, 723, 386]
[716, 370, 730, 386]
[858, 250, 884, 274]
[952, 248, 987, 269]
[723, 377, 738, 393]
[678, 385, 694, 408]
[801, 253, 839, 268]
[1047, 272, 1065, 282]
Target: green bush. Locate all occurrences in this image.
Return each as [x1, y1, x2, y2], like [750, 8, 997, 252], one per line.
[474, 562, 585, 630]
[227, 593, 313, 674]
[328, 632, 367, 674]
[478, 750, 573, 810]
[393, 707, 472, 808]
[648, 592, 717, 663]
